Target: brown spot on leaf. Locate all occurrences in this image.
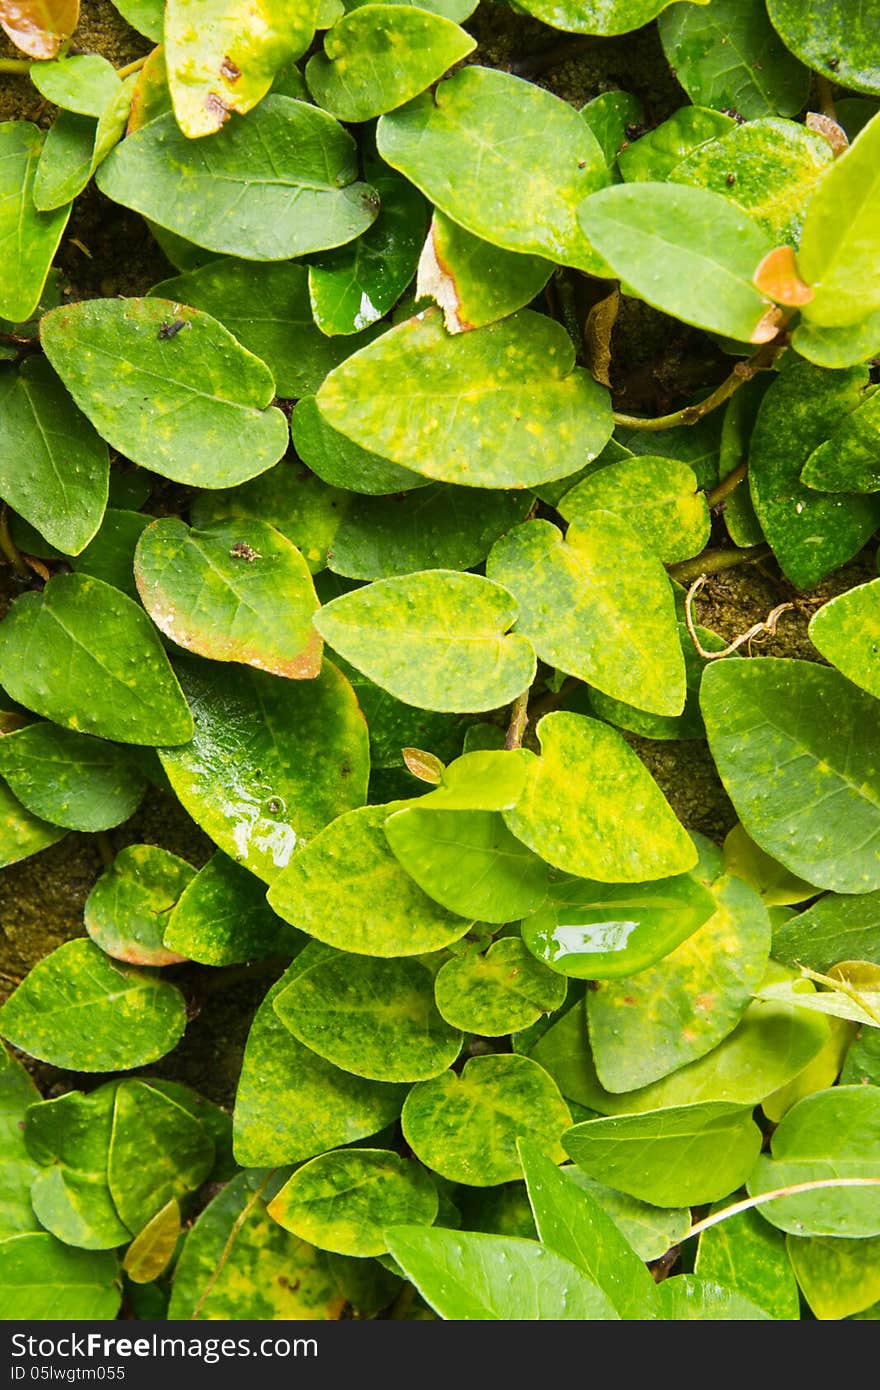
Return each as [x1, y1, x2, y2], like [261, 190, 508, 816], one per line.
[694, 993, 716, 1012]
[203, 91, 231, 127]
[220, 55, 242, 83]
[229, 542, 261, 561]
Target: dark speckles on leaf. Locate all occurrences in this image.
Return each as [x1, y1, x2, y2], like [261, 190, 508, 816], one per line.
[220, 56, 242, 83]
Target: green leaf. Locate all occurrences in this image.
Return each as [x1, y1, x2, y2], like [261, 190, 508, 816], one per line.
[773, 890, 880, 973]
[168, 1173, 344, 1320]
[97, 96, 378, 260]
[793, 311, 880, 369]
[798, 111, 880, 327]
[33, 76, 135, 212]
[659, 0, 809, 118]
[30, 54, 120, 114]
[308, 165, 427, 336]
[518, 1140, 662, 1320]
[586, 870, 771, 1092]
[747, 362, 880, 588]
[701, 656, 880, 893]
[671, 117, 833, 248]
[72, 509, 151, 599]
[504, 712, 696, 882]
[564, 1102, 763, 1206]
[722, 823, 817, 906]
[802, 388, 880, 492]
[416, 749, 532, 811]
[41, 297, 288, 488]
[0, 1233, 120, 1320]
[578, 183, 775, 343]
[0, 573, 193, 746]
[25, 1085, 130, 1249]
[268, 1149, 438, 1257]
[810, 587, 880, 709]
[165, 852, 300, 966]
[0, 1047, 40, 1238]
[123, 1199, 181, 1285]
[747, 1086, 880, 1237]
[111, 0, 162, 37]
[695, 1204, 800, 1320]
[291, 396, 424, 495]
[84, 844, 194, 967]
[0, 779, 66, 867]
[0, 939, 187, 1071]
[164, 0, 318, 138]
[386, 1227, 619, 1319]
[317, 308, 612, 489]
[766, 0, 880, 97]
[433, 939, 567, 1036]
[267, 804, 475, 956]
[314, 570, 536, 713]
[0, 123, 70, 323]
[0, 723, 147, 832]
[306, 5, 474, 121]
[580, 88, 644, 165]
[756, 967, 880, 1031]
[233, 974, 405, 1166]
[325, 484, 532, 582]
[516, 0, 707, 32]
[787, 1233, 880, 1320]
[417, 211, 553, 335]
[487, 517, 684, 715]
[0, 358, 108, 556]
[150, 259, 382, 398]
[107, 1080, 214, 1233]
[658, 1274, 771, 1320]
[521, 869, 716, 980]
[134, 517, 321, 679]
[377, 66, 610, 271]
[273, 943, 463, 1081]
[562, 1170, 690, 1261]
[617, 105, 735, 182]
[384, 807, 549, 924]
[401, 1054, 571, 1185]
[559, 457, 710, 564]
[588, 618, 731, 742]
[159, 656, 368, 883]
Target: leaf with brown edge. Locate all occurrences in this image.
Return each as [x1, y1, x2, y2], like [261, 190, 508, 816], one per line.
[753, 246, 813, 307]
[0, 0, 78, 59]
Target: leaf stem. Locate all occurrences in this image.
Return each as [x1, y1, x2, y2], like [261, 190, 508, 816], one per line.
[684, 1177, 880, 1241]
[116, 55, 148, 78]
[94, 831, 115, 869]
[0, 58, 32, 74]
[613, 340, 782, 433]
[528, 676, 580, 723]
[504, 690, 530, 750]
[816, 74, 837, 121]
[0, 506, 28, 578]
[706, 459, 748, 509]
[667, 543, 770, 587]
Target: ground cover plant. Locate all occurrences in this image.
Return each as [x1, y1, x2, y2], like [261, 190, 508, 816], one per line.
[1, 0, 880, 1324]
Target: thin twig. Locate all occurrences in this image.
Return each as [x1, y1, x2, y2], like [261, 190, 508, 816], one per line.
[684, 574, 794, 659]
[190, 1171, 276, 1320]
[706, 459, 748, 509]
[504, 691, 530, 750]
[613, 341, 782, 433]
[116, 54, 148, 78]
[528, 676, 580, 724]
[685, 1177, 880, 1241]
[667, 544, 770, 586]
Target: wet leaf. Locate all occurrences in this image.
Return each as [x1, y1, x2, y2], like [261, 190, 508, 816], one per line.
[84, 844, 194, 967]
[233, 974, 405, 1166]
[165, 0, 318, 139]
[25, 1085, 130, 1249]
[386, 1226, 618, 1319]
[97, 96, 378, 260]
[0, 123, 71, 323]
[402, 1053, 571, 1185]
[0, 1233, 119, 1319]
[772, 890, 880, 973]
[564, 1102, 763, 1207]
[0, 0, 78, 58]
[0, 723, 147, 832]
[561, 1171, 690, 1262]
[384, 807, 550, 924]
[433, 940, 567, 1036]
[521, 870, 716, 980]
[766, 0, 880, 97]
[273, 943, 463, 1082]
[559, 457, 710, 564]
[41, 297, 289, 488]
[798, 110, 880, 327]
[267, 804, 474, 957]
[314, 570, 536, 713]
[658, 1274, 770, 1320]
[107, 1080, 215, 1233]
[165, 852, 299, 966]
[159, 657, 367, 882]
[747, 1086, 880, 1237]
[0, 939, 187, 1071]
[0, 574, 193, 746]
[787, 1233, 880, 1320]
[72, 510, 151, 599]
[135, 517, 321, 679]
[417, 211, 553, 334]
[168, 1173, 344, 1320]
[695, 1204, 800, 1320]
[578, 182, 775, 342]
[291, 396, 424, 495]
[269, 1149, 438, 1257]
[306, 5, 474, 121]
[658, 0, 809, 118]
[504, 712, 696, 882]
[702, 656, 880, 893]
[617, 105, 734, 182]
[801, 388, 880, 492]
[378, 66, 610, 270]
[317, 308, 613, 490]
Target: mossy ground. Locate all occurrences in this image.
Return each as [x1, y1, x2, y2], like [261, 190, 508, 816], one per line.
[0, 0, 864, 1104]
